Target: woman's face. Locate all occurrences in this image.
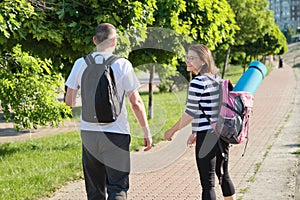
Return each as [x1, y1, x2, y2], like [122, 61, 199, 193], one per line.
[185, 50, 204, 75]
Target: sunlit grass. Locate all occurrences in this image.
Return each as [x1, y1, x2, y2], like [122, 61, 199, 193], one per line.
[223, 65, 245, 84]
[0, 131, 82, 200]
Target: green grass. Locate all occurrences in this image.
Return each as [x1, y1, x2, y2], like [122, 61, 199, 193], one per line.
[239, 186, 249, 199]
[293, 149, 300, 155]
[223, 65, 245, 84]
[0, 131, 82, 200]
[292, 142, 300, 156]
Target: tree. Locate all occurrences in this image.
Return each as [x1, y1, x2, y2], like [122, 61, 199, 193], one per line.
[0, 45, 72, 130]
[1, 0, 157, 77]
[128, 0, 238, 91]
[181, 0, 238, 50]
[0, 0, 71, 130]
[0, 0, 157, 129]
[180, 0, 238, 78]
[283, 26, 296, 44]
[246, 24, 287, 59]
[227, 0, 287, 69]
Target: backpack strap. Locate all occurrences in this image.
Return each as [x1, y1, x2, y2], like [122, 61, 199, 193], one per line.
[84, 53, 120, 66]
[204, 74, 222, 84]
[242, 110, 252, 157]
[198, 83, 227, 160]
[105, 55, 120, 65]
[198, 74, 220, 124]
[199, 104, 211, 124]
[199, 105, 227, 160]
[84, 53, 96, 66]
[104, 55, 125, 109]
[199, 75, 228, 159]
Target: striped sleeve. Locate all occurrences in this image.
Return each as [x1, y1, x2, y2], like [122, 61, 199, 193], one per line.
[185, 78, 205, 117]
[185, 75, 220, 132]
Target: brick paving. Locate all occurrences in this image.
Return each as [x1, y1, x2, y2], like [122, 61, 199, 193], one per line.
[126, 64, 298, 200]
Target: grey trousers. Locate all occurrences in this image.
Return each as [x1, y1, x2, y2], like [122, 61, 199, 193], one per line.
[81, 130, 131, 200]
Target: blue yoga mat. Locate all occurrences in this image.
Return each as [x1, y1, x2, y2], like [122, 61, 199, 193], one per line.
[233, 61, 267, 94]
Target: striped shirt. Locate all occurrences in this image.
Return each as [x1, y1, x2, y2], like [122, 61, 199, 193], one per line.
[185, 74, 220, 133]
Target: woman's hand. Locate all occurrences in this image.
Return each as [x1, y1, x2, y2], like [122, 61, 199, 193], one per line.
[164, 129, 175, 141]
[187, 134, 197, 147]
[164, 113, 193, 141]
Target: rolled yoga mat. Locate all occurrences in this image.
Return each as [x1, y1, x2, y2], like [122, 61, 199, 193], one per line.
[233, 61, 267, 95]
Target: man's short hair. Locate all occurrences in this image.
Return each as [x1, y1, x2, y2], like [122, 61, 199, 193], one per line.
[94, 23, 117, 44]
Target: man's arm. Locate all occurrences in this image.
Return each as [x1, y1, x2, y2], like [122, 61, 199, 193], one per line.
[127, 89, 152, 151]
[65, 87, 78, 107]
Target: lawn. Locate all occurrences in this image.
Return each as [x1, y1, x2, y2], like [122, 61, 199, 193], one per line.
[0, 131, 82, 200]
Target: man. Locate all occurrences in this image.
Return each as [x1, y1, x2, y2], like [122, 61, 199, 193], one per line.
[65, 23, 152, 200]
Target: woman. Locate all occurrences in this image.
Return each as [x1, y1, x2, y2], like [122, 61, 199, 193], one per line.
[164, 44, 236, 200]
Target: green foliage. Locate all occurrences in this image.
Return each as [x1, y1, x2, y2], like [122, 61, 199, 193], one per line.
[128, 0, 238, 92]
[249, 24, 288, 57]
[0, 0, 36, 45]
[0, 131, 82, 200]
[283, 26, 297, 44]
[153, 0, 238, 50]
[228, 0, 271, 45]
[154, 0, 189, 33]
[182, 0, 238, 50]
[227, 0, 287, 62]
[0, 0, 157, 129]
[0, 45, 72, 130]
[0, 0, 157, 75]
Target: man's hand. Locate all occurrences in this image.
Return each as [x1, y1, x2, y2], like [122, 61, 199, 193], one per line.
[65, 87, 78, 107]
[143, 134, 152, 151]
[128, 90, 152, 151]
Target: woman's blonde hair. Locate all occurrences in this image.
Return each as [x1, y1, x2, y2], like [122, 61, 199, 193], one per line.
[188, 44, 219, 75]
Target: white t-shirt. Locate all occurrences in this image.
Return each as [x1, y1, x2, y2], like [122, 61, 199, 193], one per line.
[65, 52, 140, 134]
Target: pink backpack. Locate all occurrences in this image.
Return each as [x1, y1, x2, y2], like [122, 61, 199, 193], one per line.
[213, 79, 254, 144]
[200, 77, 254, 145]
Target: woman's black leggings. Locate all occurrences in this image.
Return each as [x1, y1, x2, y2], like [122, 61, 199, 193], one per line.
[195, 130, 235, 200]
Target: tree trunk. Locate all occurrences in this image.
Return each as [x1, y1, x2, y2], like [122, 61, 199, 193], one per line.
[222, 46, 231, 78]
[243, 56, 248, 73]
[148, 65, 155, 119]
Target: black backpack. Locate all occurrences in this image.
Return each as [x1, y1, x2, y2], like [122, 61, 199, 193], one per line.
[81, 53, 124, 123]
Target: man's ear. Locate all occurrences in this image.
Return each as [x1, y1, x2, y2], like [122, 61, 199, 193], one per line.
[93, 36, 98, 45]
[111, 37, 117, 47]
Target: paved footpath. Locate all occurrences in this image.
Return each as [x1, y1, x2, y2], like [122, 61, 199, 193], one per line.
[1, 59, 299, 199]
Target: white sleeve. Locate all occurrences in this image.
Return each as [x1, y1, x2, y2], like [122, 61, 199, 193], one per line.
[121, 60, 140, 92]
[65, 58, 84, 90]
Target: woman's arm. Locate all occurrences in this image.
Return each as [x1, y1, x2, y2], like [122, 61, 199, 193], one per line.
[164, 113, 193, 141]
